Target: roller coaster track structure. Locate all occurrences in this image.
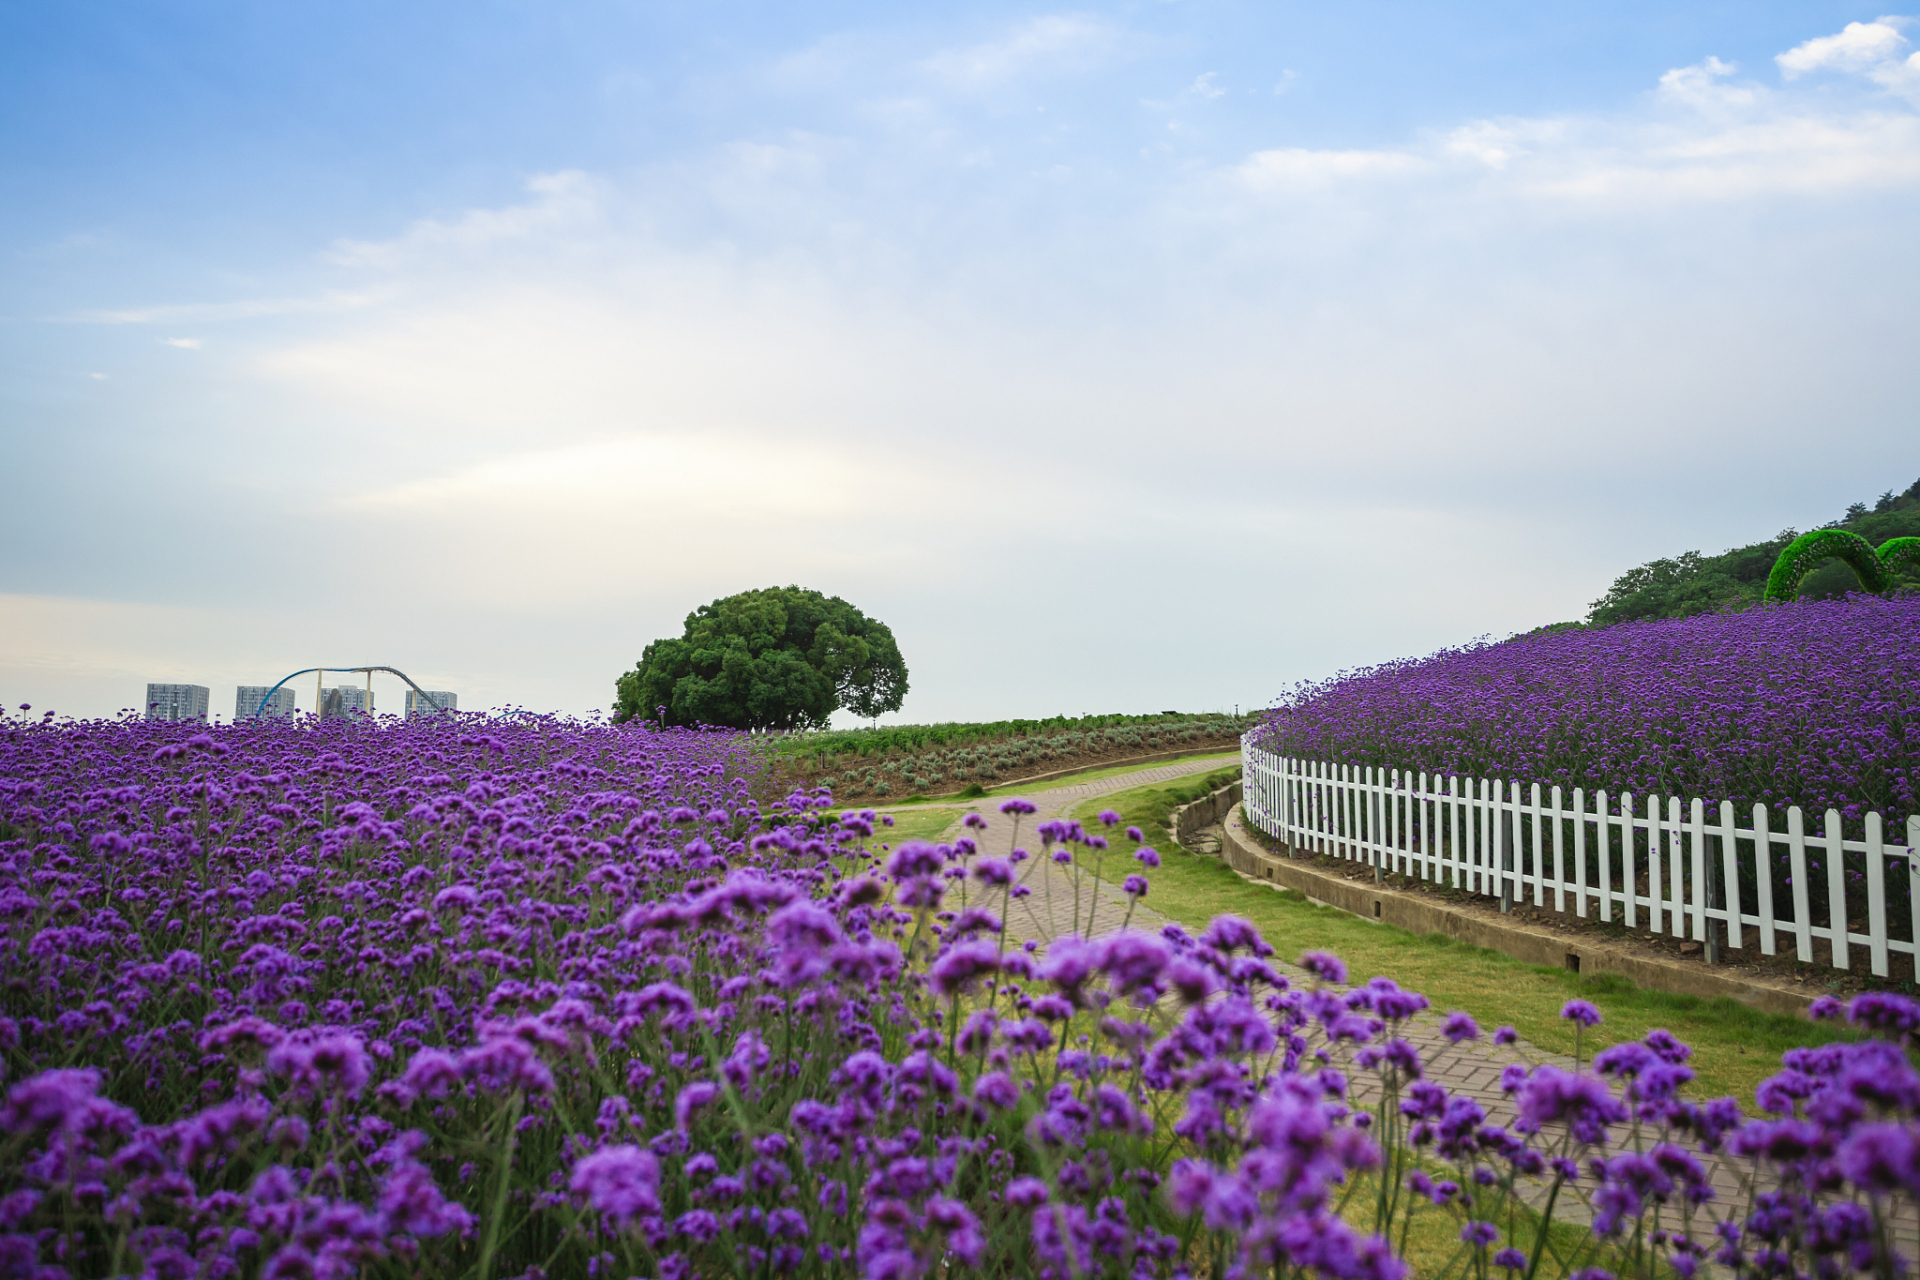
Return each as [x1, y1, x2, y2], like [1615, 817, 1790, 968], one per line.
[251, 666, 453, 722]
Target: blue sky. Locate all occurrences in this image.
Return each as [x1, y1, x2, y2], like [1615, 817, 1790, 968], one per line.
[3, 2, 1917, 722]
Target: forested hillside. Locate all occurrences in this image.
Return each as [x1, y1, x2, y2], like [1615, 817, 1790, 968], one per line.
[1583, 476, 1920, 627]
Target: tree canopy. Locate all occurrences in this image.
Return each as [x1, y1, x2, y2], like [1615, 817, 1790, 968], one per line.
[613, 586, 909, 731]
[1583, 476, 1920, 628]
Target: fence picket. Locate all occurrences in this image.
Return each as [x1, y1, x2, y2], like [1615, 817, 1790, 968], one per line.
[1418, 772, 1431, 881]
[1620, 792, 1637, 930]
[1689, 798, 1708, 944]
[1376, 767, 1387, 880]
[1643, 793, 1661, 934]
[1572, 788, 1588, 918]
[1754, 804, 1775, 956]
[1450, 774, 1463, 890]
[1666, 796, 1685, 939]
[1911, 817, 1920, 982]
[1597, 791, 1613, 924]
[1471, 778, 1484, 896]
[1823, 808, 1849, 970]
[1867, 811, 1888, 978]
[1344, 763, 1355, 861]
[1543, 786, 1559, 917]
[1720, 801, 1743, 951]
[1534, 782, 1546, 906]
[1788, 807, 1813, 963]
[1498, 780, 1512, 911]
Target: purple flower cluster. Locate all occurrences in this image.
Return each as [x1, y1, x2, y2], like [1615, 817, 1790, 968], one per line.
[0, 710, 1915, 1280]
[1250, 596, 1920, 831]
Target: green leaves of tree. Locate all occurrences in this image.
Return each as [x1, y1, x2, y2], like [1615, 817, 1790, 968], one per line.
[612, 586, 908, 731]
[1585, 475, 1920, 628]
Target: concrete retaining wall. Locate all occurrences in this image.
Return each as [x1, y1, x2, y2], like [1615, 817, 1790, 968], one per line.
[1219, 802, 1816, 1019]
[1169, 779, 1243, 846]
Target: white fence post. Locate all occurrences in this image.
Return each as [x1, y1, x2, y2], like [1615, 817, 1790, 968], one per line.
[1909, 816, 1920, 983]
[1597, 790, 1613, 924]
[1788, 806, 1813, 964]
[1754, 803, 1776, 957]
[1823, 808, 1849, 971]
[1867, 811, 1888, 978]
[1572, 788, 1588, 918]
[1717, 800, 1741, 956]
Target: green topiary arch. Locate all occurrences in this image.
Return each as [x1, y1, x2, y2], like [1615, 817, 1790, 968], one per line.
[1763, 530, 1920, 601]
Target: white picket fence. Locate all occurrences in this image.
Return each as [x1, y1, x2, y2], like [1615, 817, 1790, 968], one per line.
[1240, 737, 1920, 977]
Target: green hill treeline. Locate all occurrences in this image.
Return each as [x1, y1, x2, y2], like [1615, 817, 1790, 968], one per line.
[1580, 476, 1920, 628]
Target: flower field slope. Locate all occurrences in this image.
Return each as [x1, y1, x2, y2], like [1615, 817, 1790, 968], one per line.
[1, 712, 1917, 1280]
[1250, 596, 1920, 831]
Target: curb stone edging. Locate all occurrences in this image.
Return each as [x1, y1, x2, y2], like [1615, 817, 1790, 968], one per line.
[1216, 800, 1819, 1019]
[1169, 778, 1244, 846]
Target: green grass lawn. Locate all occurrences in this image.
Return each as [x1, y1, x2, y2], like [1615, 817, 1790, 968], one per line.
[1336, 1165, 1643, 1280]
[1070, 769, 1862, 1106]
[869, 806, 964, 844]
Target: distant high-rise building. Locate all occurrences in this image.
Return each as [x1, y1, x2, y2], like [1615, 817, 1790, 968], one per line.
[146, 684, 209, 722]
[406, 689, 457, 718]
[236, 686, 297, 720]
[319, 686, 373, 718]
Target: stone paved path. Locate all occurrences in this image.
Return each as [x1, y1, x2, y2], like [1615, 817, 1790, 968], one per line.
[916, 759, 1910, 1253]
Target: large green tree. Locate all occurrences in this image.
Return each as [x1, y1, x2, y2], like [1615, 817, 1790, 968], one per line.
[613, 586, 909, 730]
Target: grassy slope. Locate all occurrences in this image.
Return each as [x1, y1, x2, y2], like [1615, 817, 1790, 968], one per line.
[1071, 770, 1861, 1106]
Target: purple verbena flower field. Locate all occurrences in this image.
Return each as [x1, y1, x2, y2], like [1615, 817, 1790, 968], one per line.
[0, 711, 1917, 1280]
[1249, 596, 1920, 833]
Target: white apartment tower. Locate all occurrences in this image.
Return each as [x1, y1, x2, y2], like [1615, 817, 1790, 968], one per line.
[145, 684, 209, 722]
[319, 686, 373, 718]
[406, 689, 458, 718]
[236, 686, 298, 720]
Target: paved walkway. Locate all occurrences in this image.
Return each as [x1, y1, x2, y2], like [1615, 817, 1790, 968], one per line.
[924, 759, 1910, 1254]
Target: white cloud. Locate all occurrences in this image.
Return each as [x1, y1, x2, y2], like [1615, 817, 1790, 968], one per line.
[1521, 111, 1920, 202]
[322, 425, 1107, 612]
[86, 372, 106, 380]
[327, 170, 600, 269]
[159, 337, 201, 349]
[67, 289, 392, 326]
[1189, 72, 1226, 100]
[1657, 56, 1757, 111]
[1235, 147, 1428, 188]
[1778, 18, 1910, 77]
[1778, 17, 1920, 103]
[1442, 119, 1555, 169]
[348, 434, 898, 522]
[1226, 25, 1920, 206]
[919, 14, 1122, 89]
